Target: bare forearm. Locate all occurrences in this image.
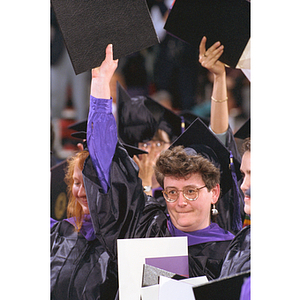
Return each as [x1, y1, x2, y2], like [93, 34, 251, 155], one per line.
[91, 77, 111, 99]
[198, 37, 228, 134]
[210, 71, 228, 134]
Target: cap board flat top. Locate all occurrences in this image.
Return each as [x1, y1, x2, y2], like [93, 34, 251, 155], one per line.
[164, 0, 250, 68]
[51, 0, 159, 74]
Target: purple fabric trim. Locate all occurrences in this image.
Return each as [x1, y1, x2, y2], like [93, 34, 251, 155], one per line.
[65, 215, 96, 241]
[145, 256, 189, 278]
[167, 217, 234, 246]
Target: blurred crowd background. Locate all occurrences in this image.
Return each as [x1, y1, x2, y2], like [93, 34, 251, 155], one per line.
[51, 0, 250, 164]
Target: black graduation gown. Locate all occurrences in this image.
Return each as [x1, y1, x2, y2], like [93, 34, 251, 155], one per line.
[51, 220, 118, 300]
[81, 142, 161, 260]
[215, 126, 245, 234]
[50, 143, 158, 300]
[83, 142, 232, 280]
[219, 225, 251, 278]
[50, 140, 235, 300]
[135, 196, 233, 280]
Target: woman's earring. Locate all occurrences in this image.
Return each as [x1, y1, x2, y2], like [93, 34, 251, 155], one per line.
[212, 204, 219, 216]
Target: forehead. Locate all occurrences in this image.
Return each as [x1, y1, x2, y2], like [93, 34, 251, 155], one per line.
[241, 151, 251, 172]
[164, 173, 204, 188]
[73, 163, 83, 179]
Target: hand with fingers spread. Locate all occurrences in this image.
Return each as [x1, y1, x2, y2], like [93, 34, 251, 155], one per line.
[199, 36, 228, 134]
[199, 36, 225, 76]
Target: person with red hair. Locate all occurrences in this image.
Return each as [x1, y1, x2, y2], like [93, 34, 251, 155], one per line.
[50, 45, 120, 300]
[64, 150, 90, 230]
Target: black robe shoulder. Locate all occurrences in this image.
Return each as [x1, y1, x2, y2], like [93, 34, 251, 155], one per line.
[219, 225, 251, 278]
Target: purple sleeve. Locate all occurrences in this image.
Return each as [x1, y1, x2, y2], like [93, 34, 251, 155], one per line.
[87, 95, 118, 193]
[239, 277, 250, 300]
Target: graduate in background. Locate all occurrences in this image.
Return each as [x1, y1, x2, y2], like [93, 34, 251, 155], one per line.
[123, 37, 244, 233]
[116, 81, 182, 199]
[219, 136, 251, 299]
[198, 36, 246, 234]
[50, 46, 120, 300]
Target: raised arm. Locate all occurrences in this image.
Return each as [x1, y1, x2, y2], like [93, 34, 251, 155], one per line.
[87, 44, 119, 193]
[199, 36, 228, 134]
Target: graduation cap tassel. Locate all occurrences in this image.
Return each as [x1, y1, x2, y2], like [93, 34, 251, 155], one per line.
[229, 151, 243, 232]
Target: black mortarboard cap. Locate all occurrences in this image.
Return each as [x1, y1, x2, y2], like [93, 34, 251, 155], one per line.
[68, 120, 89, 150]
[122, 144, 148, 158]
[193, 271, 250, 300]
[144, 97, 184, 143]
[117, 82, 184, 146]
[164, 0, 250, 68]
[51, 160, 68, 220]
[68, 119, 147, 158]
[51, 0, 159, 75]
[68, 120, 87, 132]
[234, 118, 250, 140]
[71, 131, 87, 140]
[171, 118, 242, 196]
[117, 82, 160, 147]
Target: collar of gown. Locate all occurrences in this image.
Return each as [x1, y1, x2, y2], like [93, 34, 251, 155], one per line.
[167, 216, 234, 246]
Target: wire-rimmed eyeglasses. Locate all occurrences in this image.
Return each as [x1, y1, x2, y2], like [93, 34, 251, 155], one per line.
[163, 185, 207, 203]
[138, 140, 169, 150]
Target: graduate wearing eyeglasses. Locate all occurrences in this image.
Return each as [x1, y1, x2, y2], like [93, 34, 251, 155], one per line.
[116, 79, 184, 199]
[79, 45, 241, 281]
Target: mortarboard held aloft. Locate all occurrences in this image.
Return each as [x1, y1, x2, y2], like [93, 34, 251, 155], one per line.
[164, 0, 250, 69]
[51, 0, 159, 74]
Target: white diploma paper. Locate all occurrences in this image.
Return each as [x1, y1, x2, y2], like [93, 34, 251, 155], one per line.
[117, 237, 188, 300]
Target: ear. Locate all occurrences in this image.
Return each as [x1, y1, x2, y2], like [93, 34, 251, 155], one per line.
[211, 184, 220, 204]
